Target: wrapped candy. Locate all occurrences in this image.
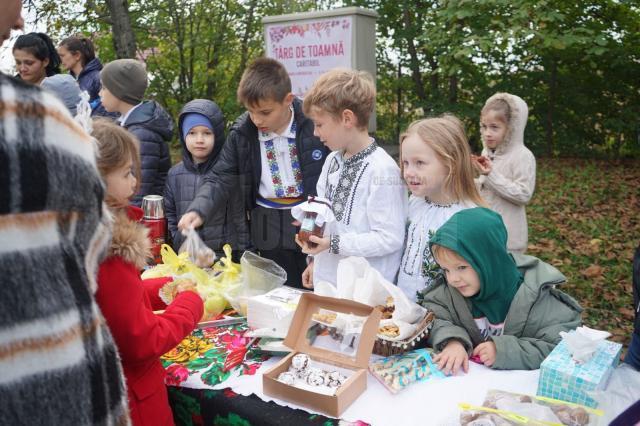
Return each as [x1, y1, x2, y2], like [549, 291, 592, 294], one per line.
[369, 348, 446, 393]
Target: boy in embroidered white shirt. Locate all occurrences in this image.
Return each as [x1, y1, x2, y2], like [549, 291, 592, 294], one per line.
[297, 68, 408, 288]
[178, 58, 328, 288]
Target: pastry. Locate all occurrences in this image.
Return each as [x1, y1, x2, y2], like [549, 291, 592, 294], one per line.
[277, 371, 296, 386]
[306, 368, 326, 386]
[291, 353, 310, 371]
[379, 324, 400, 337]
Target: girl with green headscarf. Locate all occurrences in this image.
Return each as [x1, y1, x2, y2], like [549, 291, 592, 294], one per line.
[421, 207, 582, 374]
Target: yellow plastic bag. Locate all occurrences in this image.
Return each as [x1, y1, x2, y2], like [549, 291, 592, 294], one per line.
[143, 244, 211, 289]
[141, 244, 192, 279]
[199, 244, 243, 319]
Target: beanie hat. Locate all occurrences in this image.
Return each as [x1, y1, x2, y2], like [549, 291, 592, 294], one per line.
[41, 74, 82, 116]
[181, 113, 213, 140]
[100, 59, 148, 105]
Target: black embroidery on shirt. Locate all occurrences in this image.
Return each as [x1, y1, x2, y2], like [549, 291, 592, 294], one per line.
[346, 162, 369, 226]
[331, 143, 377, 222]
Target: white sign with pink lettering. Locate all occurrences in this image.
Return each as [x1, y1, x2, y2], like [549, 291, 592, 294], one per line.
[265, 17, 353, 97]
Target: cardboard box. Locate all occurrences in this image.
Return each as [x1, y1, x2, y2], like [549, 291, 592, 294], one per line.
[263, 293, 382, 417]
[537, 339, 623, 408]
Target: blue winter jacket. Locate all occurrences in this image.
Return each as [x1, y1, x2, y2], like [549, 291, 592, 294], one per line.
[123, 100, 174, 206]
[164, 99, 250, 258]
[71, 57, 115, 118]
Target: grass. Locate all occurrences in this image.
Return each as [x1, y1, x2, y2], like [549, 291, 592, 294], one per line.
[527, 158, 640, 345]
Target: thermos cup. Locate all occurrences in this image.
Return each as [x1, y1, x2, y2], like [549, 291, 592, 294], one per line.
[141, 195, 167, 264]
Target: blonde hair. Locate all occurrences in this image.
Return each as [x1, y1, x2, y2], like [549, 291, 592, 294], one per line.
[92, 118, 141, 194]
[400, 114, 487, 207]
[303, 68, 375, 129]
[431, 244, 465, 266]
[481, 95, 511, 124]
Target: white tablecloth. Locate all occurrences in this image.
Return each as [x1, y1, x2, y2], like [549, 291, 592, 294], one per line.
[217, 356, 540, 426]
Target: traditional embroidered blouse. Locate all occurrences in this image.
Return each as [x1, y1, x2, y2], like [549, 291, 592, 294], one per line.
[397, 196, 474, 301]
[313, 141, 408, 286]
[256, 108, 303, 208]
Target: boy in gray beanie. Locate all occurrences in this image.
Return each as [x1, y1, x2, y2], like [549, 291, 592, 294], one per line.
[100, 58, 174, 206]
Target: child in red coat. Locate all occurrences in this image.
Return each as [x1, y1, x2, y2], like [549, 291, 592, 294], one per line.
[92, 119, 204, 426]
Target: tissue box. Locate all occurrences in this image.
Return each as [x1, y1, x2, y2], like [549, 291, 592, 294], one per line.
[537, 339, 622, 407]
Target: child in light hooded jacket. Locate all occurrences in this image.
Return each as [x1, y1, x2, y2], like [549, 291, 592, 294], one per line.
[474, 93, 536, 253]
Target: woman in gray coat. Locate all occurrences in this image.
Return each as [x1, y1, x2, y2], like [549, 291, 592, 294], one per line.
[165, 99, 250, 260]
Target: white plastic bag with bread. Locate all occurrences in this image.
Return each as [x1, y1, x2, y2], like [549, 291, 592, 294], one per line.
[315, 257, 426, 340]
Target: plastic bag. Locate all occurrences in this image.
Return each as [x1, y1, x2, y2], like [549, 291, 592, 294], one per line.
[369, 348, 446, 393]
[141, 244, 193, 279]
[460, 390, 603, 425]
[591, 363, 640, 424]
[179, 227, 216, 268]
[223, 251, 286, 316]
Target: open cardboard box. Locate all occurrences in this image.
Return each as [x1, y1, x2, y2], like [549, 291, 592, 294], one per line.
[263, 293, 382, 418]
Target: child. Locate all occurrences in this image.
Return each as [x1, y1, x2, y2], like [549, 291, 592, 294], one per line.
[165, 99, 250, 260]
[41, 74, 81, 116]
[397, 115, 486, 301]
[58, 36, 112, 117]
[13, 32, 61, 85]
[298, 68, 407, 287]
[422, 207, 582, 374]
[473, 92, 536, 253]
[92, 119, 203, 426]
[178, 58, 329, 288]
[100, 58, 173, 206]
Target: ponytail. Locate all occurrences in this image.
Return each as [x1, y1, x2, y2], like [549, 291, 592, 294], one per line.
[60, 36, 96, 66]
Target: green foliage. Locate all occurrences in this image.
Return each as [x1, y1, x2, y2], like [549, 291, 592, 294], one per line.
[31, 0, 640, 157]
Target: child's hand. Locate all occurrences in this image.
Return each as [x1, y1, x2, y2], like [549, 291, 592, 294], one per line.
[175, 280, 198, 295]
[433, 340, 469, 376]
[295, 234, 329, 255]
[472, 341, 497, 367]
[178, 212, 203, 231]
[302, 262, 314, 289]
[472, 155, 492, 175]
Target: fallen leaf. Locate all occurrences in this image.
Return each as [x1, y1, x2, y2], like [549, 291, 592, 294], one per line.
[618, 307, 635, 320]
[582, 264, 604, 279]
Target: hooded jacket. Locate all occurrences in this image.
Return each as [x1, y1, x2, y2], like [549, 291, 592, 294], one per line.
[187, 97, 329, 222]
[96, 206, 203, 426]
[422, 208, 582, 370]
[72, 57, 102, 103]
[164, 99, 250, 256]
[477, 93, 536, 253]
[70, 57, 115, 118]
[123, 100, 174, 206]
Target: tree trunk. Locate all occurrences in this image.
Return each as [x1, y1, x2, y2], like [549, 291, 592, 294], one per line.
[238, 0, 257, 76]
[448, 74, 458, 105]
[545, 59, 557, 157]
[104, 0, 137, 58]
[402, 1, 427, 103]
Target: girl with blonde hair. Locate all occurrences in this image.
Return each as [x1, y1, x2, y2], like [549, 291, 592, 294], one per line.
[398, 114, 486, 301]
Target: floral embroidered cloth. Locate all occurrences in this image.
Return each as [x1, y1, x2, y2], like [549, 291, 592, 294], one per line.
[162, 322, 270, 389]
